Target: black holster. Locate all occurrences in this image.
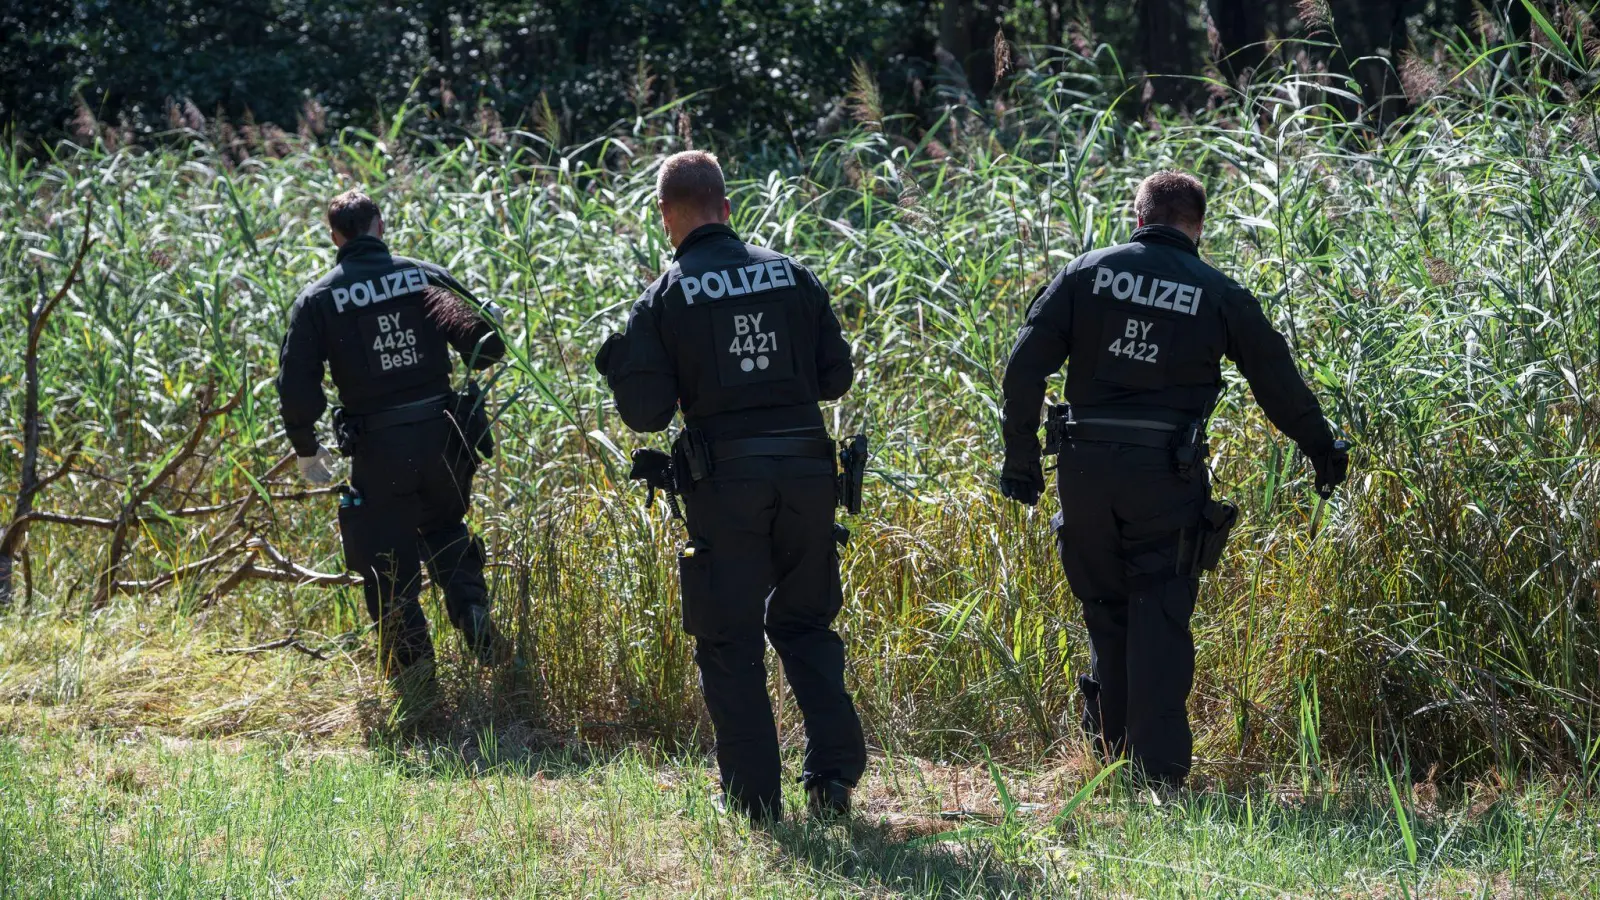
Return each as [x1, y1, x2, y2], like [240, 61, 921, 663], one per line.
[1042, 403, 1071, 456]
[1171, 419, 1207, 481]
[331, 407, 361, 457]
[836, 434, 868, 515]
[672, 429, 714, 486]
[450, 381, 495, 462]
[1180, 499, 1239, 575]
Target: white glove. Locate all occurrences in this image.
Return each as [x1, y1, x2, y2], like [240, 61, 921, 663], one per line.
[296, 446, 336, 485]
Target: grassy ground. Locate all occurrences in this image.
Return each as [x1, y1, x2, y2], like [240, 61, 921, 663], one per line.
[3, 726, 1596, 898]
[2, 608, 1597, 898]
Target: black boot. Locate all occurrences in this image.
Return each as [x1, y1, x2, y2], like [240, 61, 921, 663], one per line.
[458, 604, 508, 667]
[806, 778, 852, 820]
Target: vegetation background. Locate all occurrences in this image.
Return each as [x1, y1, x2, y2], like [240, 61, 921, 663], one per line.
[1, 0, 1598, 895]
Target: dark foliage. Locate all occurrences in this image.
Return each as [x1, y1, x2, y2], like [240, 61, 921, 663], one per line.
[0, 1, 1570, 145]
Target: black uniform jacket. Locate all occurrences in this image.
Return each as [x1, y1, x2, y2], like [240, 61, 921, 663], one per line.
[276, 235, 505, 457]
[1002, 225, 1333, 466]
[596, 223, 853, 439]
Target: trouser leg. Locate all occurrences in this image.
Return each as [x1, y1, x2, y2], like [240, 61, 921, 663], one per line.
[766, 475, 865, 788]
[696, 634, 781, 817]
[682, 479, 782, 819]
[417, 439, 488, 629]
[419, 525, 488, 627]
[340, 468, 431, 674]
[1114, 449, 1207, 786]
[1079, 598, 1130, 761]
[1055, 445, 1129, 762]
[1123, 572, 1197, 784]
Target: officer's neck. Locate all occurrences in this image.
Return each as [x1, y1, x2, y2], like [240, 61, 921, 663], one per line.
[669, 216, 731, 251]
[331, 225, 385, 250]
[1137, 218, 1202, 244]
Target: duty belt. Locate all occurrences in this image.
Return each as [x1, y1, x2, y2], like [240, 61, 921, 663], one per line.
[353, 394, 452, 432]
[710, 437, 834, 464]
[1064, 419, 1176, 449]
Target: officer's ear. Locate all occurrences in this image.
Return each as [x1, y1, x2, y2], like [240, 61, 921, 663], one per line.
[719, 197, 731, 223]
[373, 215, 385, 239]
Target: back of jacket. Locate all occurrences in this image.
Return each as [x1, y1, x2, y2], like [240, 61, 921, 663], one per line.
[1002, 225, 1332, 459]
[276, 235, 503, 456]
[598, 224, 853, 439]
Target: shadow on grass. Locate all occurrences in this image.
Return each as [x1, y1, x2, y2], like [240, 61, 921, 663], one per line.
[767, 817, 1041, 899]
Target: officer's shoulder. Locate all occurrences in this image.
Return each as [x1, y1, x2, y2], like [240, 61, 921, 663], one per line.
[749, 244, 822, 285]
[391, 253, 444, 273]
[740, 240, 789, 263]
[295, 266, 341, 307]
[1070, 240, 1139, 270]
[636, 270, 672, 306]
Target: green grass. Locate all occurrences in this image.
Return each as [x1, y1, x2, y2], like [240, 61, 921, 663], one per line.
[3, 728, 1596, 898]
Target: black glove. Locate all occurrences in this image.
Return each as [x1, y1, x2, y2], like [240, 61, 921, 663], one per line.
[999, 455, 1045, 507]
[1311, 439, 1351, 496]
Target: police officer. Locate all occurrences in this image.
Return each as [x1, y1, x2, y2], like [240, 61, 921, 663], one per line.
[999, 171, 1348, 788]
[277, 189, 508, 684]
[595, 151, 866, 822]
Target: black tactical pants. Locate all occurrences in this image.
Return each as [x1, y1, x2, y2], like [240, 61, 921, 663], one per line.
[1054, 440, 1207, 785]
[339, 416, 488, 672]
[679, 469, 867, 819]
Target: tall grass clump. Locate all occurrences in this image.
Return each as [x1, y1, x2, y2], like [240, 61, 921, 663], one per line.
[1, 26, 1596, 783]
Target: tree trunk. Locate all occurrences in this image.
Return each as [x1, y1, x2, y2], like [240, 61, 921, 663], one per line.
[1207, 0, 1268, 85]
[430, 3, 453, 76]
[1138, 0, 1199, 107]
[941, 0, 975, 85]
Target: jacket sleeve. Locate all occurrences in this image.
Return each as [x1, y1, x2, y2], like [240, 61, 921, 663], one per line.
[596, 281, 679, 433]
[275, 289, 327, 457]
[420, 263, 506, 370]
[804, 267, 854, 401]
[999, 264, 1076, 462]
[1222, 284, 1335, 456]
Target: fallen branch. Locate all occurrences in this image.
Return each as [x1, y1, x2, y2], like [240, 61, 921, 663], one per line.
[1, 199, 96, 606]
[94, 379, 245, 608]
[215, 631, 331, 662]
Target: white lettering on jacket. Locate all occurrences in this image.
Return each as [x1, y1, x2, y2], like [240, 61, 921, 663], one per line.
[1090, 266, 1202, 315]
[681, 259, 795, 305]
[332, 267, 428, 314]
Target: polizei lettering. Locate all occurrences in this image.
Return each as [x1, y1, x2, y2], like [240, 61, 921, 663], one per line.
[680, 259, 795, 305]
[1090, 266, 1202, 316]
[332, 267, 428, 314]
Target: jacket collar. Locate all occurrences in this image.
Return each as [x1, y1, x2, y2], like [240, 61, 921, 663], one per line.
[673, 223, 740, 260]
[336, 234, 390, 263]
[1132, 224, 1199, 256]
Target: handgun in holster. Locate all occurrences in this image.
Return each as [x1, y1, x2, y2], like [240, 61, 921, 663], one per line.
[1171, 419, 1206, 481]
[672, 428, 713, 486]
[1041, 404, 1071, 456]
[628, 447, 682, 520]
[836, 434, 869, 516]
[331, 407, 360, 457]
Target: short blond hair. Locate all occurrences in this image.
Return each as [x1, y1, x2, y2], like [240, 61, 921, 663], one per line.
[657, 151, 726, 218]
[1134, 170, 1207, 229]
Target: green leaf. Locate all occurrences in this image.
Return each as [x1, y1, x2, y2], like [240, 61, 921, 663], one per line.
[1050, 759, 1126, 827]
